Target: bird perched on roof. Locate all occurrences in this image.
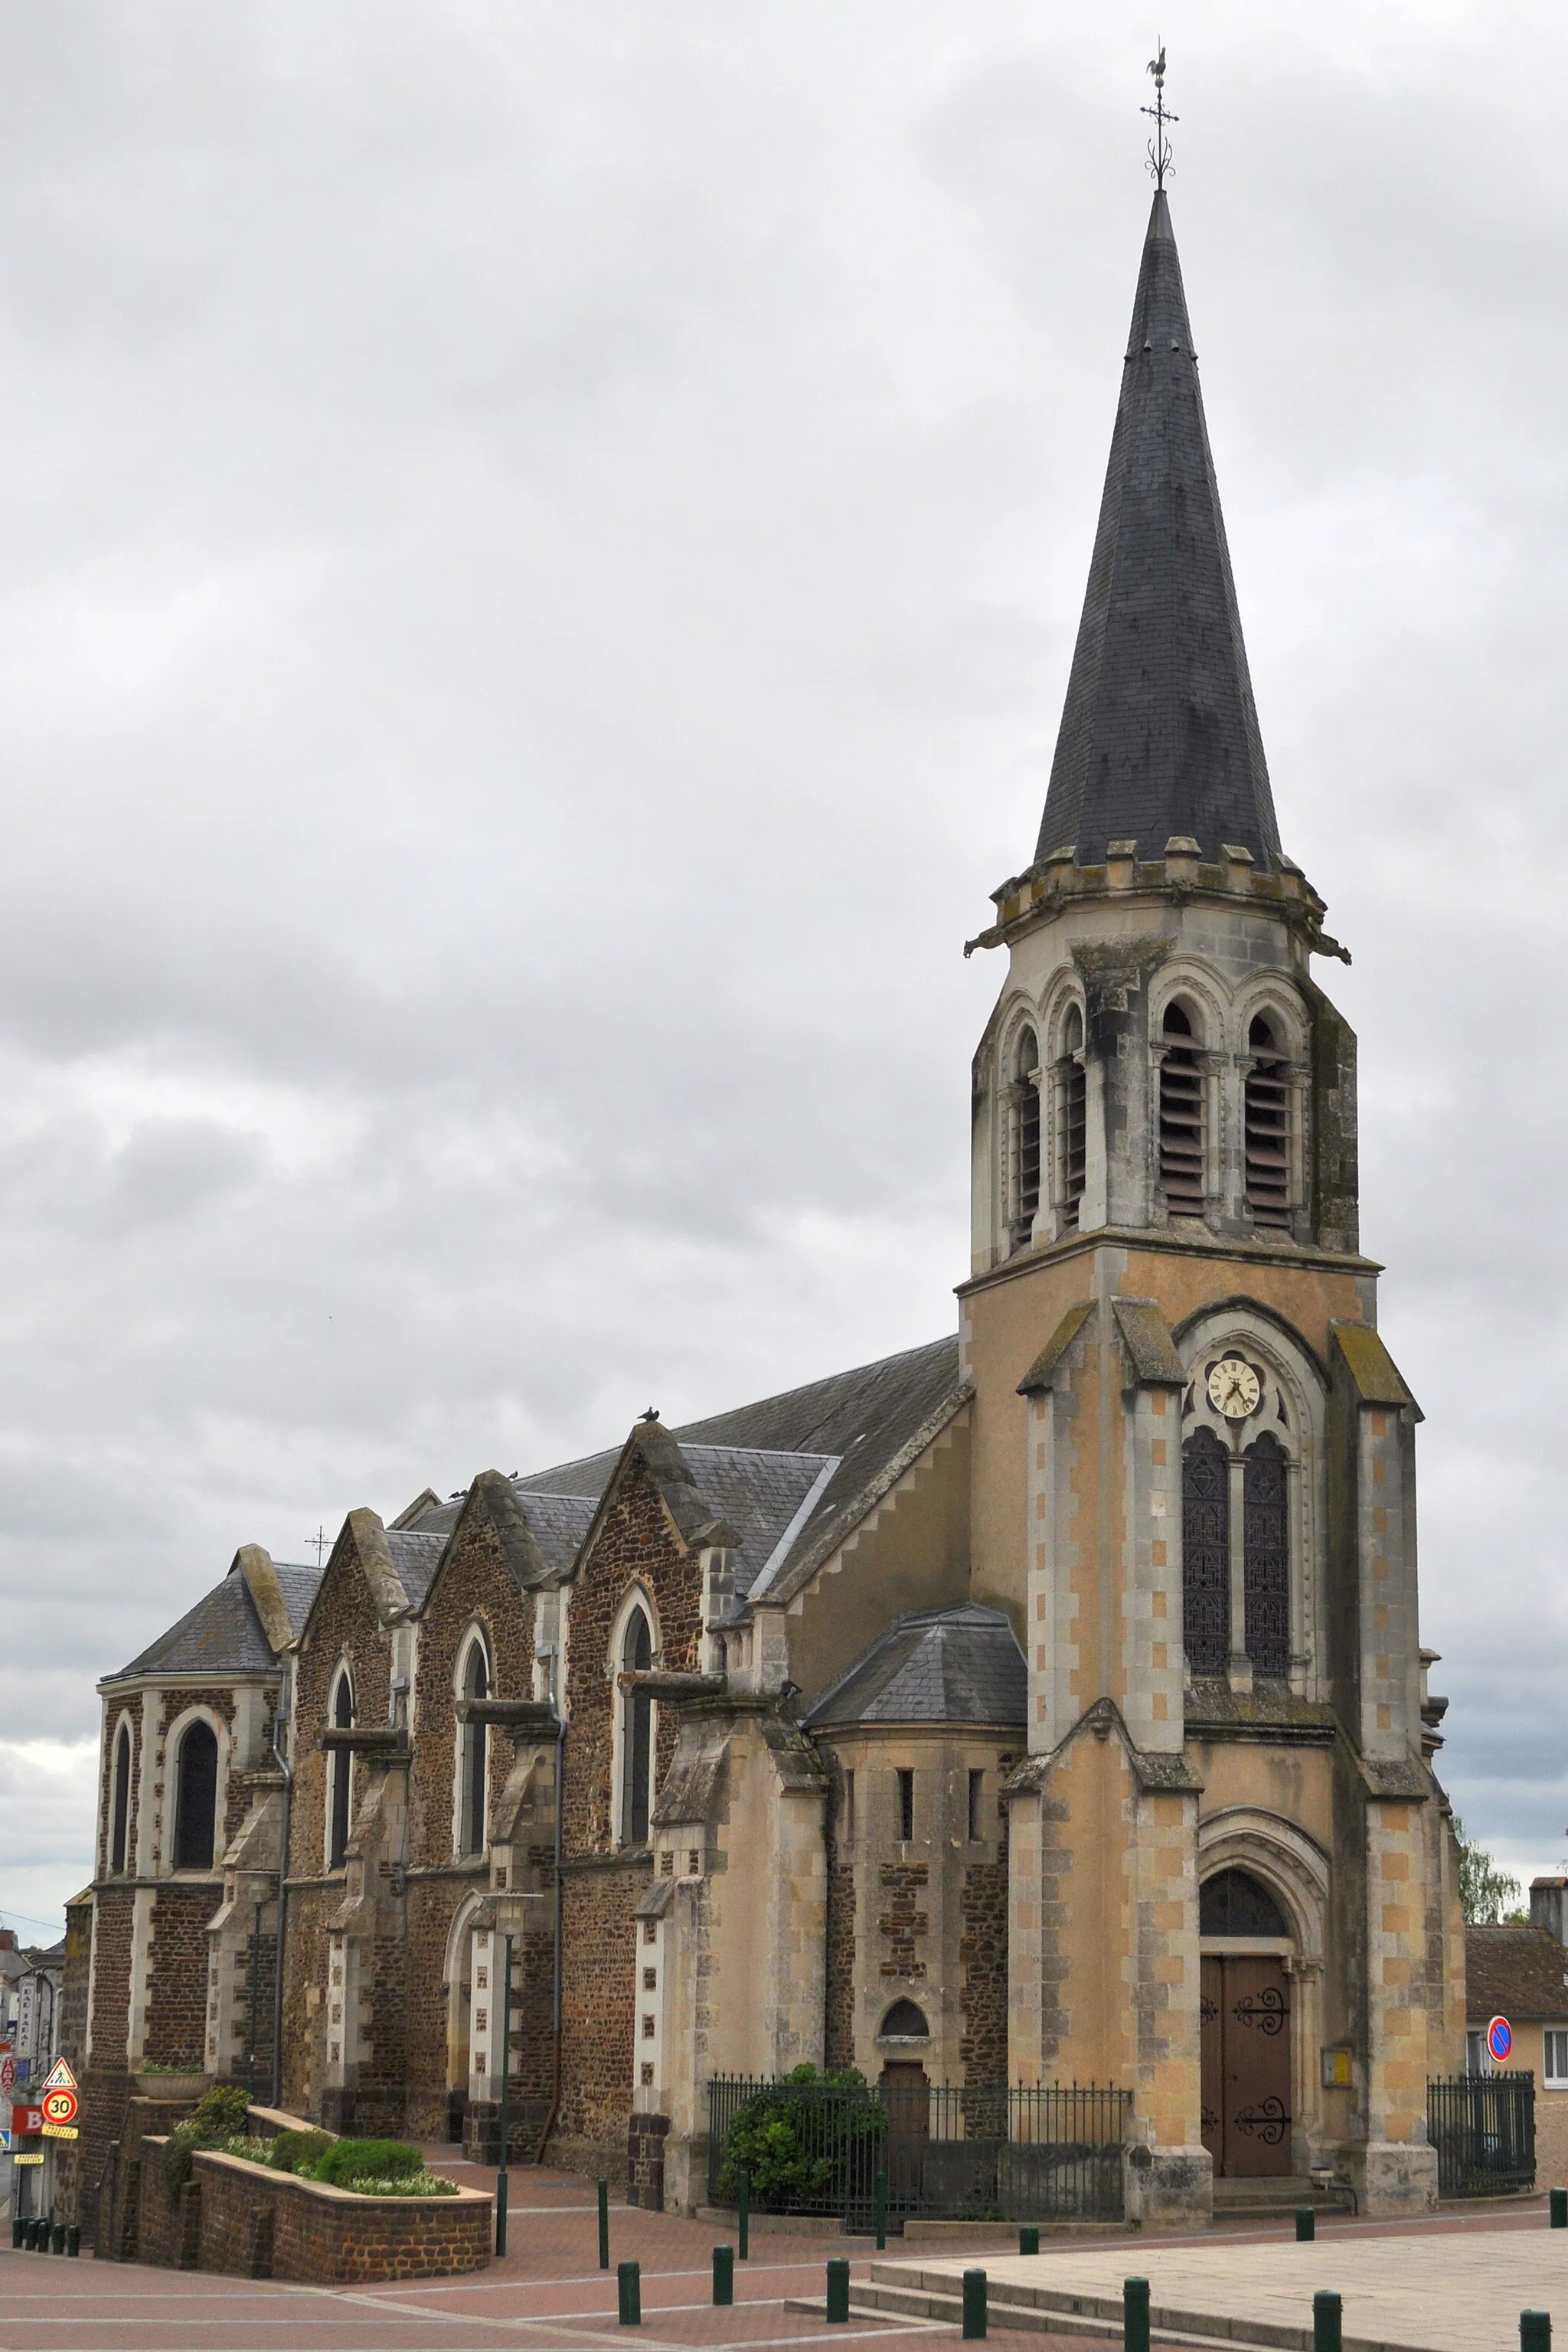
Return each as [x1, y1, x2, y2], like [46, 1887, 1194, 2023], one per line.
[639, 1407, 659, 1423]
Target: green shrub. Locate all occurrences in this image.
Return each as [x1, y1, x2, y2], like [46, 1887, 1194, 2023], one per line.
[312, 2137, 425, 2188]
[717, 2065, 885, 2209]
[270, 2128, 335, 2176]
[162, 2084, 257, 2192]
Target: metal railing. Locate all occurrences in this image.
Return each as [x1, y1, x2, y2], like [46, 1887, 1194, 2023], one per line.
[1427, 2072, 1536, 2197]
[706, 2077, 1132, 2229]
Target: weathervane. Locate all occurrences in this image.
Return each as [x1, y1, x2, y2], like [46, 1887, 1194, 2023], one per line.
[1142, 44, 1177, 188]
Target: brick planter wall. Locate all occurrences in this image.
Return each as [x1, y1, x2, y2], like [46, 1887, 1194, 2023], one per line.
[129, 2141, 491, 2282]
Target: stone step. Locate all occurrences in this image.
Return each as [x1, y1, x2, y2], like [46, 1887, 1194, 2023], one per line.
[1213, 2174, 1354, 2217]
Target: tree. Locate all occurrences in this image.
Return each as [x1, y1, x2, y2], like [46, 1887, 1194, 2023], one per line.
[1452, 1816, 1524, 1925]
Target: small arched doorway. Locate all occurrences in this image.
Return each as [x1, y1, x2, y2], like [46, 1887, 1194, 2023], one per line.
[1200, 1868, 1293, 2179]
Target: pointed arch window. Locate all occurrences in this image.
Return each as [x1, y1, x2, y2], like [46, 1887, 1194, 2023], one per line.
[109, 1722, 132, 1875]
[1243, 1432, 1290, 1680]
[327, 1667, 354, 1870]
[1200, 1868, 1288, 1939]
[1055, 1005, 1086, 1230]
[457, 1634, 491, 1857]
[1008, 1026, 1041, 1252]
[1158, 1002, 1205, 1216]
[620, 1605, 655, 1846]
[1181, 1427, 1230, 1678]
[1244, 1016, 1292, 1230]
[172, 1719, 218, 1872]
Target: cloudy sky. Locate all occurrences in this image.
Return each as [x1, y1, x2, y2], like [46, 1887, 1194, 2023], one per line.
[0, 0, 1563, 1941]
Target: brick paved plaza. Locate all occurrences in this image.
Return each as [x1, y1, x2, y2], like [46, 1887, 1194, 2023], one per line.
[2, 2162, 1566, 2352]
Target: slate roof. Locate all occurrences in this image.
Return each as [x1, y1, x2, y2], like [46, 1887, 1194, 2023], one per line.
[271, 1562, 323, 1638]
[1467, 1926, 1568, 2024]
[109, 1566, 279, 1681]
[805, 1605, 1027, 1730]
[385, 1530, 447, 1609]
[1033, 191, 1284, 874]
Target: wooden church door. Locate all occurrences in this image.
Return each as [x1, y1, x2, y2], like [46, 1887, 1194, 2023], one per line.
[1200, 1954, 1292, 2177]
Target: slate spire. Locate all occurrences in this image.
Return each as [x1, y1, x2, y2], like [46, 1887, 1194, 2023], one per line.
[1034, 191, 1283, 872]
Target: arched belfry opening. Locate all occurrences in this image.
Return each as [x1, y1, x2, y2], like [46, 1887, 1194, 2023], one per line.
[1158, 1001, 1205, 1217]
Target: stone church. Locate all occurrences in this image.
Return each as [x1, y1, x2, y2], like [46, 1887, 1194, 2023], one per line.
[66, 187, 1465, 2228]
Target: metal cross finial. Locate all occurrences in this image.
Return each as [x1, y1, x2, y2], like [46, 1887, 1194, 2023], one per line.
[1141, 43, 1178, 188]
[309, 1524, 328, 1566]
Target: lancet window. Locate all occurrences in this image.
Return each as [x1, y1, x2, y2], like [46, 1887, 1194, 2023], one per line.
[1054, 1005, 1086, 1230]
[1181, 1426, 1230, 1677]
[172, 1718, 218, 1872]
[619, 1603, 655, 1847]
[1007, 1025, 1042, 1252]
[457, 1634, 491, 1857]
[327, 1667, 354, 1870]
[109, 1721, 132, 1874]
[1158, 1002, 1205, 1216]
[1243, 1433, 1290, 1680]
[1244, 1015, 1292, 1230]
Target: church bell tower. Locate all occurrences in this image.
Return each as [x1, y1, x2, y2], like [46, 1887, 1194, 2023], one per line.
[960, 185, 1463, 2221]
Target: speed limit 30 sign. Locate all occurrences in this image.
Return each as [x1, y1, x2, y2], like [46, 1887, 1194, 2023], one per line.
[41, 2086, 77, 2128]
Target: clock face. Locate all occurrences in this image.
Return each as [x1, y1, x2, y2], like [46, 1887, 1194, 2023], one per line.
[1207, 1357, 1261, 1420]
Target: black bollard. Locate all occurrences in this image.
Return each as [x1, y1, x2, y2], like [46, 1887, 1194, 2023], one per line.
[1296, 2207, 1316, 2242]
[1314, 2289, 1343, 2352]
[1124, 2275, 1150, 2352]
[11, 2216, 23, 2249]
[827, 2257, 851, 2324]
[1019, 2224, 1040, 2256]
[66, 2227, 80, 2259]
[712, 2246, 733, 2308]
[598, 2178, 609, 2270]
[1521, 2314, 1551, 2352]
[51, 2223, 65, 2256]
[617, 2259, 642, 2327]
[1552, 2188, 1567, 2230]
[962, 2268, 987, 2341]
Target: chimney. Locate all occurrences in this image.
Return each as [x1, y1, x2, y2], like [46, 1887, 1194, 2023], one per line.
[1530, 1877, 1568, 1943]
[0, 1931, 15, 1952]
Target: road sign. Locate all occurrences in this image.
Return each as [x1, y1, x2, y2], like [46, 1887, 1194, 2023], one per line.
[0, 2128, 10, 2151]
[40, 2059, 77, 2094]
[41, 2087, 77, 2128]
[13, 2153, 42, 2166]
[41, 2123, 77, 2141]
[1487, 2014, 1514, 2064]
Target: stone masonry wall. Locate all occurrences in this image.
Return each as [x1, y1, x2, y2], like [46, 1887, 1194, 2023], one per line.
[144, 1886, 220, 2069]
[959, 1857, 1008, 2082]
[89, 1886, 136, 2073]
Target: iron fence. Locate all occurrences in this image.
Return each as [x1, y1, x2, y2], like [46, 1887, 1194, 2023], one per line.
[705, 2078, 1132, 2230]
[1426, 2073, 1535, 2198]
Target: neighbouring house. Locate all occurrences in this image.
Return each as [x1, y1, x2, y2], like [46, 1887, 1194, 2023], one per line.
[64, 178, 1465, 2233]
[1465, 1879, 1568, 2192]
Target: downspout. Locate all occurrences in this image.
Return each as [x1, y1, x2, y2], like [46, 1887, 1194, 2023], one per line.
[533, 1713, 566, 2163]
[270, 1664, 293, 2110]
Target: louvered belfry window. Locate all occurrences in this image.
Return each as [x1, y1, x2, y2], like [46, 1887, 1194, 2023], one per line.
[1010, 1027, 1041, 1250]
[1057, 1005, 1086, 1230]
[1243, 1433, 1290, 1680]
[1244, 1015, 1292, 1230]
[1158, 1003, 1205, 1215]
[1181, 1426, 1230, 1677]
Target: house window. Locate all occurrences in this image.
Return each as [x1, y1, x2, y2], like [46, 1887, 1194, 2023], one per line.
[172, 1720, 218, 1872]
[620, 1605, 654, 1845]
[327, 1668, 354, 1870]
[109, 1723, 132, 1875]
[968, 1769, 983, 1841]
[897, 1768, 914, 1842]
[1244, 1015, 1292, 1230]
[1158, 1002, 1205, 1216]
[1055, 1005, 1086, 1230]
[457, 1634, 491, 1857]
[1181, 1427, 1230, 1677]
[1243, 1434, 1290, 1680]
[1546, 2032, 1568, 2088]
[1008, 1027, 1041, 1252]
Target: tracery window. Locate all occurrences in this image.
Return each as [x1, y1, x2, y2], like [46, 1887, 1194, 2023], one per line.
[457, 1634, 491, 1857]
[1008, 1026, 1041, 1252]
[1055, 1005, 1086, 1230]
[1181, 1426, 1230, 1677]
[109, 1722, 132, 1874]
[1199, 1868, 1287, 1938]
[327, 1667, 354, 1870]
[620, 1604, 655, 1846]
[1243, 1433, 1290, 1680]
[172, 1719, 218, 1872]
[1244, 1015, 1292, 1230]
[1158, 1002, 1205, 1216]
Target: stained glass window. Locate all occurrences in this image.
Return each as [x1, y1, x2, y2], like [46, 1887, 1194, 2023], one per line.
[1182, 1426, 1230, 1677]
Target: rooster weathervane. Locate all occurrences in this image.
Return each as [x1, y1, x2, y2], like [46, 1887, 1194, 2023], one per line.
[1142, 44, 1178, 188]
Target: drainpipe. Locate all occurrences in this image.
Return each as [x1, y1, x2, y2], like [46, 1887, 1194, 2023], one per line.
[533, 1713, 567, 2163]
[270, 1667, 293, 2110]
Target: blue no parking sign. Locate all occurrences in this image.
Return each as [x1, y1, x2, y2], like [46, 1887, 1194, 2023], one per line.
[1487, 2014, 1513, 2064]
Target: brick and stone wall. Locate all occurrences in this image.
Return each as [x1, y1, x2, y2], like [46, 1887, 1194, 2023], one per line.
[959, 1856, 1008, 2082]
[145, 1887, 221, 2068]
